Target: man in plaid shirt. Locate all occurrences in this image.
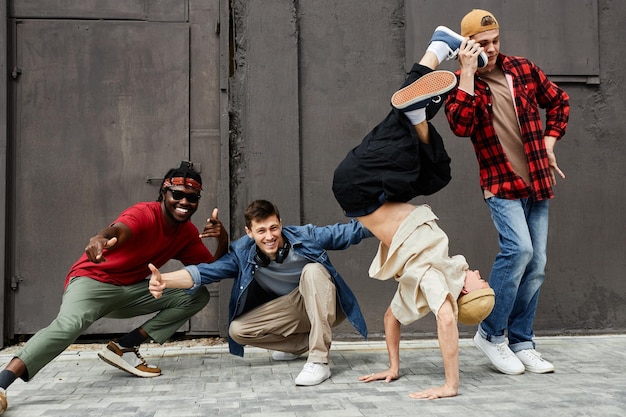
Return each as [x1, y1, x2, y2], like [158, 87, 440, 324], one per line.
[445, 9, 569, 375]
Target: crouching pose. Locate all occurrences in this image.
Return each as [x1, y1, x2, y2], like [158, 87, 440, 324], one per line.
[149, 199, 372, 387]
[0, 161, 228, 413]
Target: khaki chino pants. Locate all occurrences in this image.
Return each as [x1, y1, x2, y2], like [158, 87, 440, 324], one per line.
[229, 263, 345, 364]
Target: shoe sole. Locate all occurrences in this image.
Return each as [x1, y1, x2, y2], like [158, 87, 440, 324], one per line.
[98, 349, 161, 378]
[391, 70, 457, 110]
[516, 357, 555, 374]
[524, 366, 555, 374]
[473, 335, 525, 375]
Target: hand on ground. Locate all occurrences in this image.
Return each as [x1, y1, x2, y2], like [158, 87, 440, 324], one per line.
[358, 368, 398, 383]
[408, 384, 457, 400]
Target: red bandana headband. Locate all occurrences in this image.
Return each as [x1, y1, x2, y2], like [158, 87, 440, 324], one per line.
[163, 176, 203, 191]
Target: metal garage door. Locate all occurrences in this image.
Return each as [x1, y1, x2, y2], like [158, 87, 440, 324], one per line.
[5, 0, 227, 339]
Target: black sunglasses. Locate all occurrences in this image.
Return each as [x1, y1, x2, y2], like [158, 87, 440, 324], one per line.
[167, 188, 201, 203]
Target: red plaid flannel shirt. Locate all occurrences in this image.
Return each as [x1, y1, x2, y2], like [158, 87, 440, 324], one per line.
[445, 54, 570, 200]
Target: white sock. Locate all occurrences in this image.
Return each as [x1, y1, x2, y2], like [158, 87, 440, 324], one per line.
[426, 41, 451, 65]
[403, 108, 426, 125]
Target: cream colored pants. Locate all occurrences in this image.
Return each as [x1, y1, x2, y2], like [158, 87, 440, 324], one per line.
[229, 263, 345, 364]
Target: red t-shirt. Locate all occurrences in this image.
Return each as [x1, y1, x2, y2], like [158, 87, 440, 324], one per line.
[65, 202, 213, 288]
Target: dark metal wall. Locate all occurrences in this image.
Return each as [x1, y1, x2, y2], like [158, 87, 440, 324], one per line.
[2, 0, 625, 345]
[1, 0, 229, 344]
[0, 3, 7, 346]
[229, 0, 626, 339]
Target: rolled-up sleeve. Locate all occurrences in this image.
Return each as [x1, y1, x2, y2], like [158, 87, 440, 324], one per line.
[181, 254, 239, 294]
[183, 265, 203, 295]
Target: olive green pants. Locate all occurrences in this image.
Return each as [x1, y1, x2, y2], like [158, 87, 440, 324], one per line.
[16, 276, 209, 380]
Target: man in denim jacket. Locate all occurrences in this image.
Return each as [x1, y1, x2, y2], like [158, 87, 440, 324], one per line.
[149, 199, 371, 386]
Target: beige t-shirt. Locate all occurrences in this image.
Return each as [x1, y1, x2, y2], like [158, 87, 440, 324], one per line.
[480, 66, 530, 198]
[368, 205, 467, 325]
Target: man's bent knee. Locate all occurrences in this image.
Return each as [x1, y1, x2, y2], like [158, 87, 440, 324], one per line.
[228, 319, 249, 344]
[179, 286, 211, 313]
[300, 263, 332, 284]
[194, 286, 211, 306]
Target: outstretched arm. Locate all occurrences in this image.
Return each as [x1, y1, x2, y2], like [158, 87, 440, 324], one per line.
[84, 222, 132, 263]
[409, 297, 459, 399]
[359, 306, 400, 383]
[148, 263, 194, 298]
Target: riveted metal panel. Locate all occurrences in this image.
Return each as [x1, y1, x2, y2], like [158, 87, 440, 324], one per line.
[11, 0, 187, 21]
[9, 19, 190, 335]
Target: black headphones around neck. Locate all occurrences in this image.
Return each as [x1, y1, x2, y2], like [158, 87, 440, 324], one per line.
[254, 237, 291, 267]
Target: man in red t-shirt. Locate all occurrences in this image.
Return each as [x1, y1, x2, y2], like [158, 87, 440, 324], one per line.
[0, 161, 229, 413]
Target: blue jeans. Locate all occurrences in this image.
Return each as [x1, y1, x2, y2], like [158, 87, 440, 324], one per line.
[478, 196, 549, 352]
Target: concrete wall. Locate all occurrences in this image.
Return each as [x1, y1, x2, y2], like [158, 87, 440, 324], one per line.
[230, 0, 626, 339]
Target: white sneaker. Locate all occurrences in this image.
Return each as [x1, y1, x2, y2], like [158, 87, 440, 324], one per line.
[271, 351, 300, 361]
[515, 349, 555, 373]
[473, 332, 525, 375]
[430, 26, 489, 68]
[294, 362, 331, 386]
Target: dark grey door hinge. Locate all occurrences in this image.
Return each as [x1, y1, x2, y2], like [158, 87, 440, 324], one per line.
[11, 275, 23, 290]
[11, 66, 22, 79]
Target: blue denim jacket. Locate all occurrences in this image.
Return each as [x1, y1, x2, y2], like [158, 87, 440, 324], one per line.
[183, 220, 372, 356]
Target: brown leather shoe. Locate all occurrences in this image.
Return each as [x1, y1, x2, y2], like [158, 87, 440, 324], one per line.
[97, 340, 161, 377]
[0, 388, 7, 414]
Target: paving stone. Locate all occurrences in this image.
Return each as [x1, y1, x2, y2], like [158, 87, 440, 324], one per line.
[1, 335, 625, 416]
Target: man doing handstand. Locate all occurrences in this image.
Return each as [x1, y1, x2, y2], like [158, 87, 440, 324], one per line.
[333, 25, 494, 399]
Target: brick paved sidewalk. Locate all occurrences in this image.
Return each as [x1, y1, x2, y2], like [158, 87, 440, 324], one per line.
[1, 335, 625, 416]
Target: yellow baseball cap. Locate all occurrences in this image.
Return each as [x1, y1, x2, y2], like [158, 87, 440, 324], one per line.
[457, 288, 495, 325]
[461, 9, 499, 38]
